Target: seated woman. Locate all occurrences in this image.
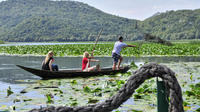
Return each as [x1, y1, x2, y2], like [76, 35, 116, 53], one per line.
[42, 51, 58, 71]
[82, 51, 100, 72]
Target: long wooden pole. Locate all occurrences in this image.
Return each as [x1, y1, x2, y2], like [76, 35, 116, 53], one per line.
[91, 28, 103, 56]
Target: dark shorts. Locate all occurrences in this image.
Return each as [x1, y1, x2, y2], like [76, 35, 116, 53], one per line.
[112, 53, 121, 64]
[52, 64, 59, 71]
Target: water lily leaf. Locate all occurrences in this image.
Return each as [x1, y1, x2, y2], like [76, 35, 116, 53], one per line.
[183, 101, 190, 106]
[88, 98, 99, 103]
[134, 94, 142, 99]
[116, 80, 125, 85]
[184, 106, 191, 111]
[103, 89, 111, 93]
[185, 91, 195, 97]
[20, 89, 27, 94]
[131, 109, 143, 112]
[136, 88, 144, 93]
[190, 73, 193, 81]
[59, 90, 63, 94]
[46, 93, 54, 103]
[23, 99, 32, 102]
[83, 86, 91, 93]
[70, 102, 78, 106]
[130, 61, 138, 69]
[92, 87, 102, 93]
[196, 108, 200, 112]
[13, 98, 20, 103]
[7, 86, 14, 97]
[70, 80, 77, 85]
[9, 105, 15, 111]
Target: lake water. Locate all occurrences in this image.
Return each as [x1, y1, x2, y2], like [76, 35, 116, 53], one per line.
[0, 55, 200, 112]
[0, 42, 95, 46]
[1, 55, 200, 84]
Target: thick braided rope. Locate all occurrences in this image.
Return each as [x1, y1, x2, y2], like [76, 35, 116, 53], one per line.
[29, 63, 184, 112]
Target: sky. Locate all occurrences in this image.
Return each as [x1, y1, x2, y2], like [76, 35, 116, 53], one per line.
[72, 0, 200, 20]
[0, 0, 200, 20]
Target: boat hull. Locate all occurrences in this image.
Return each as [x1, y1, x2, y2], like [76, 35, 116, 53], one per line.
[16, 65, 130, 79]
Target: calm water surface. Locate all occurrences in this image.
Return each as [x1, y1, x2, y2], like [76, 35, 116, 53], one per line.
[1, 55, 200, 84]
[0, 42, 95, 46]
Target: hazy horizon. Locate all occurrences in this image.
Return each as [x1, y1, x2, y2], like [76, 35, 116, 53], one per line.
[72, 0, 200, 20]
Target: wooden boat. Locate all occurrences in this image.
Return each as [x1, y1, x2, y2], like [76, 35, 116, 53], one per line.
[16, 65, 130, 79]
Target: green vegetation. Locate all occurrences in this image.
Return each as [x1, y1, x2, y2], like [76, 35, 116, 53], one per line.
[46, 93, 54, 103]
[0, 42, 199, 56]
[0, 40, 4, 44]
[141, 9, 200, 40]
[185, 83, 200, 99]
[0, 0, 199, 42]
[7, 86, 13, 97]
[0, 0, 138, 42]
[134, 80, 156, 100]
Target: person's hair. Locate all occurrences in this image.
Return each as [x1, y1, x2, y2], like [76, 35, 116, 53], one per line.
[45, 51, 53, 64]
[119, 36, 123, 40]
[83, 51, 89, 58]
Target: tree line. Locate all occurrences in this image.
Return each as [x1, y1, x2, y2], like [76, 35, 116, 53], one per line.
[0, 0, 199, 42]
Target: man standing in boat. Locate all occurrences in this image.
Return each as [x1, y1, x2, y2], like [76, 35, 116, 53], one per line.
[112, 36, 136, 70]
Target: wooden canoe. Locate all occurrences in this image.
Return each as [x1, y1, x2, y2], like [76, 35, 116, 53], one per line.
[16, 65, 130, 79]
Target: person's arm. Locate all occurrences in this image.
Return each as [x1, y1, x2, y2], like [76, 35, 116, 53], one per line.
[122, 44, 136, 48]
[89, 56, 94, 59]
[41, 60, 45, 66]
[127, 45, 136, 47]
[90, 59, 100, 62]
[49, 60, 53, 71]
[89, 52, 94, 59]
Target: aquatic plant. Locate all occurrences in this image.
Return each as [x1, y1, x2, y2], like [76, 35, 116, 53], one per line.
[7, 86, 14, 97]
[185, 83, 200, 99]
[0, 42, 200, 56]
[0, 40, 4, 44]
[46, 93, 54, 103]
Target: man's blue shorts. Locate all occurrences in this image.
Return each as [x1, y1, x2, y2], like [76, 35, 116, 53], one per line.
[112, 53, 121, 64]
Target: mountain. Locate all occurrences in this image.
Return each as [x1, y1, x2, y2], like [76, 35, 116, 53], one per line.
[141, 9, 200, 40]
[0, 0, 139, 42]
[0, 0, 199, 42]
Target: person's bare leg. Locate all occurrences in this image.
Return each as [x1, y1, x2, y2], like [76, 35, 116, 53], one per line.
[88, 66, 96, 71]
[117, 57, 123, 69]
[96, 64, 100, 71]
[112, 63, 116, 70]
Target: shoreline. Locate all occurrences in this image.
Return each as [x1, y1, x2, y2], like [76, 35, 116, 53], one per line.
[0, 53, 200, 58]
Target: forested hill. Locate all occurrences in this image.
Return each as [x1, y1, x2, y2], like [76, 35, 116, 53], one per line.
[0, 0, 199, 42]
[0, 0, 139, 42]
[141, 9, 200, 40]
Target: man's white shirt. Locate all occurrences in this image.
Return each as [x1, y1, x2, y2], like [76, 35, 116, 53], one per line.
[112, 41, 127, 55]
